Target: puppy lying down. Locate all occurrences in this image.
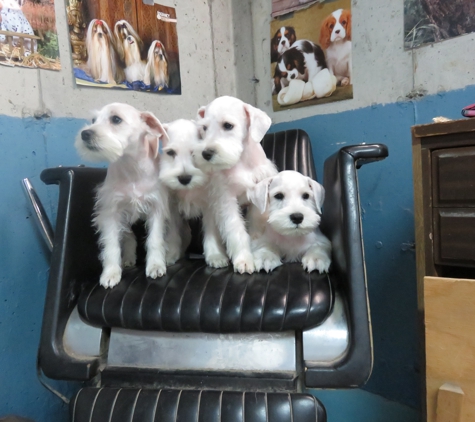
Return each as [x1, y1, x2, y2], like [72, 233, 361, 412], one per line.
[248, 170, 332, 273]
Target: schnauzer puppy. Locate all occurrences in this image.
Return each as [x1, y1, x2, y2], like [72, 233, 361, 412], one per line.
[86, 19, 124, 84]
[194, 96, 278, 274]
[248, 170, 332, 273]
[75, 103, 175, 288]
[159, 119, 228, 268]
[144, 40, 169, 89]
[114, 20, 146, 83]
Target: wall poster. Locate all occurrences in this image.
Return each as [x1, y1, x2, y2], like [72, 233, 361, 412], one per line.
[66, 0, 181, 94]
[271, 0, 352, 111]
[0, 0, 60, 70]
[404, 0, 475, 49]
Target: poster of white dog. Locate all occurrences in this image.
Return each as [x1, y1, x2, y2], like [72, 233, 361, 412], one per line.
[271, 0, 352, 111]
[66, 0, 181, 94]
[0, 0, 60, 70]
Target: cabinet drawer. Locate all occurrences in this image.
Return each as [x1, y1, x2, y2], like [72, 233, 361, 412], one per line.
[433, 208, 475, 266]
[432, 146, 475, 207]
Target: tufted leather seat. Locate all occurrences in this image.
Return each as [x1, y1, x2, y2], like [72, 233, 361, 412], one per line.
[70, 388, 326, 422]
[78, 261, 332, 333]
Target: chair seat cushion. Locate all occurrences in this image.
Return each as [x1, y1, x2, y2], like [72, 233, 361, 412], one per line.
[77, 259, 333, 333]
[71, 387, 327, 422]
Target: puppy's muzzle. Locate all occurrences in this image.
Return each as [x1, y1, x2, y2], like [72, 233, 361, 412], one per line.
[202, 149, 215, 161]
[290, 213, 304, 225]
[81, 129, 96, 149]
[178, 175, 192, 186]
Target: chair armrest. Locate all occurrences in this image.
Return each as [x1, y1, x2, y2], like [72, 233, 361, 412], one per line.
[305, 144, 388, 388]
[38, 166, 106, 380]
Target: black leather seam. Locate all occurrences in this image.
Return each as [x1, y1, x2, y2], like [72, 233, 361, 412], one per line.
[280, 270, 291, 331]
[219, 390, 224, 422]
[259, 277, 271, 331]
[150, 389, 162, 422]
[89, 387, 103, 422]
[217, 271, 233, 333]
[241, 392, 245, 422]
[179, 263, 207, 331]
[238, 277, 250, 333]
[101, 285, 113, 327]
[129, 388, 141, 421]
[71, 388, 82, 422]
[288, 393, 294, 422]
[196, 390, 203, 422]
[265, 392, 269, 422]
[283, 131, 288, 170]
[119, 274, 140, 328]
[305, 274, 312, 326]
[174, 389, 183, 422]
[137, 277, 154, 330]
[83, 283, 98, 322]
[107, 388, 122, 422]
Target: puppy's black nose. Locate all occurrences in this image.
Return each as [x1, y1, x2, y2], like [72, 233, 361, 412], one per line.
[290, 213, 304, 225]
[202, 149, 215, 161]
[290, 74, 295, 79]
[81, 129, 94, 144]
[335, 29, 340, 34]
[178, 175, 192, 185]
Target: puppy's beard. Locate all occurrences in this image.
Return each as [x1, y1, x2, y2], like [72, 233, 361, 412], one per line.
[193, 141, 243, 172]
[159, 166, 207, 191]
[74, 133, 124, 163]
[267, 207, 320, 236]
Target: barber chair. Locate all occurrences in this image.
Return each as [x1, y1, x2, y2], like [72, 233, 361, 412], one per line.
[26, 130, 388, 421]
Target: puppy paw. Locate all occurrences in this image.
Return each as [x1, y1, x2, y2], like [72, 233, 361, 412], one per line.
[206, 253, 229, 268]
[233, 252, 255, 274]
[254, 250, 282, 273]
[301, 253, 331, 273]
[122, 257, 136, 268]
[100, 265, 122, 288]
[341, 77, 350, 87]
[146, 259, 167, 279]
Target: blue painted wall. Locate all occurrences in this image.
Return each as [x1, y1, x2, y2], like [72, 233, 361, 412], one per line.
[0, 87, 473, 420]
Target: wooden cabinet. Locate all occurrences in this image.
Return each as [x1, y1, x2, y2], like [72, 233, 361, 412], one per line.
[413, 119, 475, 310]
[413, 119, 475, 422]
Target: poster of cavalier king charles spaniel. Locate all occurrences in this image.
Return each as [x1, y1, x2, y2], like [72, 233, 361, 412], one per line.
[66, 0, 181, 94]
[271, 0, 352, 111]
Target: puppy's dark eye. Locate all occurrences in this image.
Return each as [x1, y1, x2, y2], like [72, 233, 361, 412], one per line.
[223, 122, 234, 130]
[302, 193, 310, 200]
[274, 193, 284, 200]
[92, 118, 96, 124]
[342, 20, 347, 25]
[110, 115, 122, 124]
[166, 149, 176, 157]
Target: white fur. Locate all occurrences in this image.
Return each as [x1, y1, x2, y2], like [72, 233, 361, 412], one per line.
[194, 96, 277, 274]
[75, 103, 183, 288]
[114, 20, 146, 83]
[159, 119, 228, 268]
[248, 170, 332, 273]
[144, 40, 169, 88]
[86, 19, 123, 84]
[278, 40, 325, 84]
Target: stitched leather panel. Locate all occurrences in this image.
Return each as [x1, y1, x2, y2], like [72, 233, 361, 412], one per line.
[78, 261, 332, 333]
[70, 387, 327, 422]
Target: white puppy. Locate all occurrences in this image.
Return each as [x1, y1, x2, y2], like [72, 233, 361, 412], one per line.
[194, 96, 278, 274]
[159, 119, 228, 268]
[248, 170, 332, 273]
[75, 103, 178, 288]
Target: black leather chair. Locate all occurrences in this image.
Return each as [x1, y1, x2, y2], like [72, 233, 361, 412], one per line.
[32, 130, 388, 422]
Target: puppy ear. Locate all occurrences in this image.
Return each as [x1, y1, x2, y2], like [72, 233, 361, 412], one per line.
[344, 10, 352, 40]
[197, 106, 206, 119]
[243, 104, 272, 143]
[308, 178, 325, 214]
[248, 178, 272, 214]
[141, 112, 169, 157]
[319, 17, 332, 49]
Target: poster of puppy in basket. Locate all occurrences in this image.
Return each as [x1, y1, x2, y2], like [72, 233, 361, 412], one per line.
[66, 0, 181, 94]
[271, 0, 352, 111]
[0, 0, 60, 70]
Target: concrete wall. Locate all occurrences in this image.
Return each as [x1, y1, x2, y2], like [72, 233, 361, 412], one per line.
[1, 0, 475, 420]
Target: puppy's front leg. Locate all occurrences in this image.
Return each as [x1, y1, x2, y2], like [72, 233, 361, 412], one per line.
[97, 213, 123, 288]
[145, 212, 167, 278]
[301, 232, 332, 273]
[252, 236, 282, 273]
[202, 206, 228, 268]
[215, 193, 254, 274]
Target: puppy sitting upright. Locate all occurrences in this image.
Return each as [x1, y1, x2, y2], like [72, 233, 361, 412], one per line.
[75, 103, 172, 288]
[248, 170, 332, 273]
[194, 96, 278, 274]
